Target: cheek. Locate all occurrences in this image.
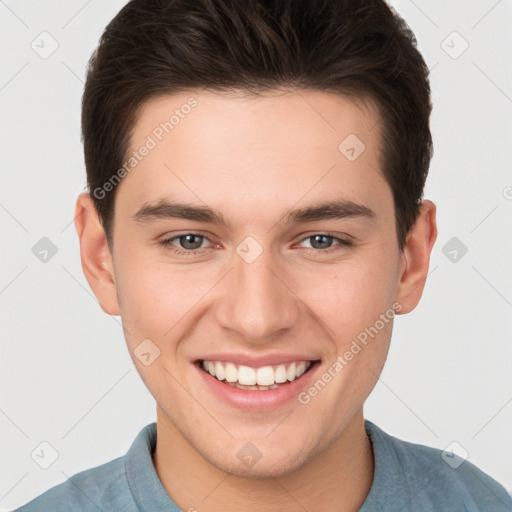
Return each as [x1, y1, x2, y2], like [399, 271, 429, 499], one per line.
[299, 253, 399, 338]
[298, 258, 398, 416]
[116, 269, 186, 336]
[113, 252, 222, 351]
[113, 247, 172, 337]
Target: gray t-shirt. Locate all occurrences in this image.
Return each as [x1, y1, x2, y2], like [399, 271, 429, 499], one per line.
[14, 420, 512, 511]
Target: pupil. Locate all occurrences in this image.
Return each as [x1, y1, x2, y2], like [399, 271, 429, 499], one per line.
[182, 234, 202, 249]
[312, 235, 331, 249]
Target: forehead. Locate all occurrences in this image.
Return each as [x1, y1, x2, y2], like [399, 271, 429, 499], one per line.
[132, 87, 380, 153]
[115, 88, 390, 228]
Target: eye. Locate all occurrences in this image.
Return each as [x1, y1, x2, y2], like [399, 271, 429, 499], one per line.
[296, 234, 353, 252]
[158, 233, 214, 255]
[158, 232, 353, 257]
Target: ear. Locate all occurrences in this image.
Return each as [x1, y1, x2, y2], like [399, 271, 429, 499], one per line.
[74, 192, 120, 316]
[395, 200, 437, 315]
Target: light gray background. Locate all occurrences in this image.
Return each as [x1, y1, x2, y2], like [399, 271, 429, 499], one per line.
[1, 0, 511, 509]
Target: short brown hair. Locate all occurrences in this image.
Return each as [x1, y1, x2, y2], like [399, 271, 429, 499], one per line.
[82, 0, 433, 251]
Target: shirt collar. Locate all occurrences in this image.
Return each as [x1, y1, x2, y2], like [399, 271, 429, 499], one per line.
[124, 422, 181, 511]
[124, 420, 418, 512]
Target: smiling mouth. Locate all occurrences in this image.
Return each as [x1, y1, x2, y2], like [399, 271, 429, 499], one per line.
[196, 359, 320, 391]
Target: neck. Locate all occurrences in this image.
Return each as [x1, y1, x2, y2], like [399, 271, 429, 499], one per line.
[152, 409, 374, 512]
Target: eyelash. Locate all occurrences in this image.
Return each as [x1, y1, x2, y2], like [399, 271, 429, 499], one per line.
[157, 232, 353, 256]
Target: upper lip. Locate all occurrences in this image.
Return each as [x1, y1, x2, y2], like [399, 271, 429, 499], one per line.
[196, 353, 321, 368]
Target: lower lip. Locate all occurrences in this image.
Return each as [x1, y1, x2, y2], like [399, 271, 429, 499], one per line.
[194, 360, 321, 411]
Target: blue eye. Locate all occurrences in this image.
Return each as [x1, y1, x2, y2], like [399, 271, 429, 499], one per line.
[299, 234, 352, 251]
[158, 232, 352, 256]
[173, 234, 205, 250]
[158, 233, 210, 255]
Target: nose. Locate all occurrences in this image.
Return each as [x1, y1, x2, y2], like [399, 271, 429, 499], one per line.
[215, 246, 300, 344]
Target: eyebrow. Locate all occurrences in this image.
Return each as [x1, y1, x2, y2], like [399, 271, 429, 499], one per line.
[132, 197, 376, 227]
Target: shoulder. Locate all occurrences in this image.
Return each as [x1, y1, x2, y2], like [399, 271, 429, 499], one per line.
[364, 420, 512, 511]
[13, 422, 158, 512]
[394, 434, 511, 509]
[13, 455, 135, 512]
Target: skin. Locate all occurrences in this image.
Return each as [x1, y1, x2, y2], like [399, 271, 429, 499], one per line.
[75, 88, 437, 512]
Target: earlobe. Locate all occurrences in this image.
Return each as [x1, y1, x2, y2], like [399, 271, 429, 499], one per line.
[74, 192, 121, 316]
[395, 200, 437, 315]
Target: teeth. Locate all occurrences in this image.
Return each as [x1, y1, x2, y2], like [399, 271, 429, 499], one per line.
[287, 362, 296, 381]
[201, 359, 312, 387]
[256, 366, 274, 386]
[214, 361, 225, 381]
[225, 362, 238, 383]
[274, 364, 288, 383]
[238, 365, 256, 385]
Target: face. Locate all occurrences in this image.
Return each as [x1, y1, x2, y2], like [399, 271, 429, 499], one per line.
[77, 88, 436, 478]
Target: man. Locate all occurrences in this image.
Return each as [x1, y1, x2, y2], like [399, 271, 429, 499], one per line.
[15, 0, 512, 510]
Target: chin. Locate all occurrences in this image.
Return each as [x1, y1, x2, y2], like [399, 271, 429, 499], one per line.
[207, 445, 311, 479]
